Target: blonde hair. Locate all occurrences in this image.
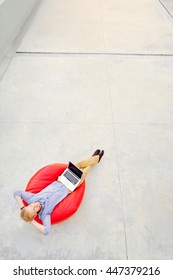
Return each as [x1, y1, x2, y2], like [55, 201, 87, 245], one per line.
[20, 207, 35, 222]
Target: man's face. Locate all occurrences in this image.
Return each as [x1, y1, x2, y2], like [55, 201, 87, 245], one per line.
[26, 203, 40, 217]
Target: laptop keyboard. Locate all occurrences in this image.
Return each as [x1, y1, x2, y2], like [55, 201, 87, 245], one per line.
[64, 171, 78, 185]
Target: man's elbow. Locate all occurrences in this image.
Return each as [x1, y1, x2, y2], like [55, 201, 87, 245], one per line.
[13, 191, 21, 197]
[43, 226, 51, 236]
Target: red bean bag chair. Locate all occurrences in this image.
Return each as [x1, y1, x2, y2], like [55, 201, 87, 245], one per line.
[23, 163, 85, 224]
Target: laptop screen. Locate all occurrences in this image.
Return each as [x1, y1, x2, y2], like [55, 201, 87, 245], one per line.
[68, 162, 83, 178]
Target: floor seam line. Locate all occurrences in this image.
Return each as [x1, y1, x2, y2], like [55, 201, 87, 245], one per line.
[15, 51, 173, 57]
[113, 123, 129, 260]
[105, 56, 129, 260]
[158, 0, 173, 20]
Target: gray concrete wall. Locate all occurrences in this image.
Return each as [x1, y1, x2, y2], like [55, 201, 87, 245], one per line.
[0, 0, 38, 62]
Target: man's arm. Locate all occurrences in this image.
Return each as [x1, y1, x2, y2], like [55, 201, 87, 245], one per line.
[14, 195, 25, 209]
[13, 190, 34, 207]
[30, 220, 44, 234]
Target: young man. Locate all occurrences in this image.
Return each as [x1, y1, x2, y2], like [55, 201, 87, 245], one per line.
[13, 149, 104, 235]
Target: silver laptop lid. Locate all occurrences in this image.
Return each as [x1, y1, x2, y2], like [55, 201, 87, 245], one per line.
[68, 162, 83, 179]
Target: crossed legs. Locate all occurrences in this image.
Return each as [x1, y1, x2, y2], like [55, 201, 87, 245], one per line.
[75, 149, 104, 185]
[75, 155, 99, 184]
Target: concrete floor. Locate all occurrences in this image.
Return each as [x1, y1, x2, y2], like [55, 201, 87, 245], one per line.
[0, 0, 173, 260]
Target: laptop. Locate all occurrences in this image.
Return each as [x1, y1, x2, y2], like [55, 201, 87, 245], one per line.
[58, 162, 83, 192]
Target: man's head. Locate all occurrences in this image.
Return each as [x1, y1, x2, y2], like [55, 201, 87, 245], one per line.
[20, 202, 41, 222]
